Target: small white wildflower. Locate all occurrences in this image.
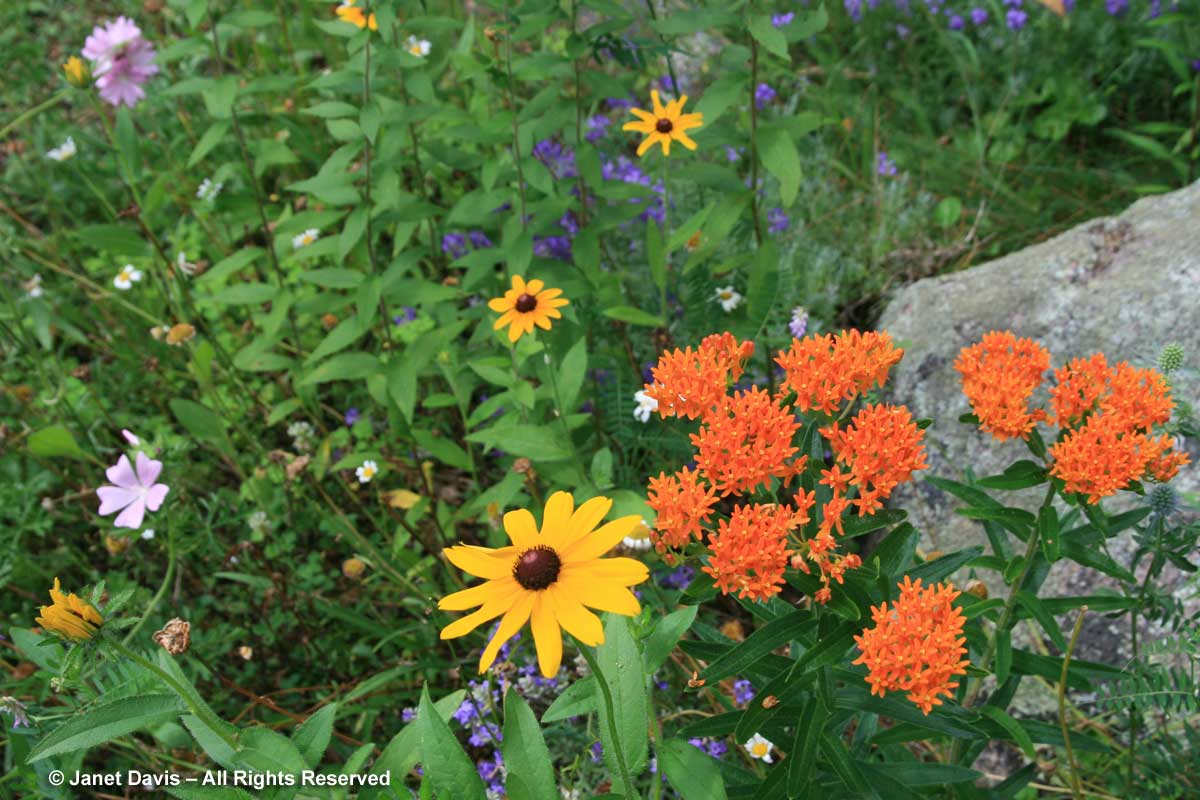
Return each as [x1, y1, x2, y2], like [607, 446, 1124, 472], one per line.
[196, 177, 223, 203]
[140, 528, 155, 540]
[292, 228, 320, 250]
[286, 421, 315, 452]
[405, 35, 432, 57]
[744, 733, 775, 763]
[113, 264, 143, 290]
[714, 286, 743, 313]
[633, 389, 658, 423]
[23, 274, 43, 298]
[248, 510, 270, 536]
[46, 137, 76, 162]
[356, 459, 378, 484]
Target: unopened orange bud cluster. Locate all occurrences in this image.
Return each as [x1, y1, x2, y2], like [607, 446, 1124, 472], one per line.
[957, 332, 1188, 503]
[852, 577, 969, 715]
[644, 329, 923, 603]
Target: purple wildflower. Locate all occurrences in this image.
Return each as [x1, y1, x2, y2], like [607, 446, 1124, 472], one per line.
[876, 151, 898, 177]
[970, 7, 988, 25]
[344, 407, 360, 427]
[82, 17, 158, 108]
[401, 707, 417, 723]
[755, 82, 777, 109]
[393, 306, 417, 325]
[772, 12, 795, 27]
[658, 565, 695, 590]
[1105, 0, 1128, 14]
[733, 679, 755, 706]
[585, 115, 611, 143]
[590, 741, 604, 763]
[789, 306, 809, 339]
[948, 14, 964, 30]
[442, 232, 468, 259]
[532, 139, 577, 179]
[767, 207, 789, 234]
[1006, 9, 1027, 29]
[468, 230, 493, 249]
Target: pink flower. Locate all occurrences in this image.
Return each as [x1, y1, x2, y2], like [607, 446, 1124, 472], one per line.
[97, 452, 169, 529]
[121, 429, 140, 445]
[81, 17, 158, 108]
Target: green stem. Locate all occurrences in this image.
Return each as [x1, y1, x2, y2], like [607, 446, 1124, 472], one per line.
[749, 36, 762, 247]
[123, 527, 176, 646]
[1059, 607, 1088, 800]
[108, 638, 239, 751]
[576, 641, 639, 800]
[503, 5, 528, 228]
[0, 89, 70, 140]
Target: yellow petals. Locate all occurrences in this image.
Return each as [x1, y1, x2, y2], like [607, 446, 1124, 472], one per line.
[383, 489, 422, 509]
[488, 274, 570, 343]
[444, 544, 518, 580]
[625, 91, 704, 158]
[36, 578, 103, 642]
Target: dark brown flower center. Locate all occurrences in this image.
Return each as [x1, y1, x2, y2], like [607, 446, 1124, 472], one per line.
[513, 546, 561, 590]
[515, 293, 538, 313]
[656, 118, 674, 134]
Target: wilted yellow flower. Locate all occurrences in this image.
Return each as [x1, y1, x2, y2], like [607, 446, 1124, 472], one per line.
[335, 0, 377, 30]
[383, 489, 421, 510]
[623, 90, 703, 157]
[342, 557, 367, 578]
[62, 56, 90, 87]
[166, 323, 196, 345]
[36, 578, 104, 642]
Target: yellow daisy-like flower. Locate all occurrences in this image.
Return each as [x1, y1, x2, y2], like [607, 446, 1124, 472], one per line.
[623, 90, 704, 157]
[439, 491, 650, 678]
[487, 275, 569, 343]
[62, 56, 89, 88]
[335, 0, 377, 30]
[36, 578, 104, 642]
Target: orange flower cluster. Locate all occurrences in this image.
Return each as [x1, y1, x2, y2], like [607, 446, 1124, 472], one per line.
[852, 577, 969, 714]
[644, 332, 756, 420]
[957, 333, 1188, 504]
[646, 467, 719, 552]
[703, 504, 800, 601]
[644, 329, 924, 604]
[691, 388, 805, 496]
[955, 331, 1050, 441]
[775, 330, 903, 415]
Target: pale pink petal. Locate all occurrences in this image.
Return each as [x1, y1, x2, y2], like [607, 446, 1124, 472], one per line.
[113, 498, 147, 530]
[135, 452, 163, 486]
[97, 486, 138, 516]
[121, 429, 139, 445]
[144, 484, 169, 512]
[105, 455, 138, 488]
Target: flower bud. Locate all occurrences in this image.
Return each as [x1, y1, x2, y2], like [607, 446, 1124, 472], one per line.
[1157, 342, 1184, 375]
[62, 56, 90, 88]
[1149, 484, 1178, 517]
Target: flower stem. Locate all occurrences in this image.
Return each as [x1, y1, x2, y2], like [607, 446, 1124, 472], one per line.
[1059, 606, 1088, 800]
[503, 5, 528, 229]
[749, 36, 763, 247]
[576, 640, 640, 800]
[0, 90, 70, 140]
[108, 638, 239, 751]
[123, 526, 175, 646]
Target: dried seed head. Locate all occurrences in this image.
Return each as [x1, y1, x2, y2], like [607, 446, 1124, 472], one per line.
[153, 618, 191, 654]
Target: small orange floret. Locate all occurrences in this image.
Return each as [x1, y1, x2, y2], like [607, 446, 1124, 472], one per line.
[703, 504, 797, 601]
[1048, 417, 1188, 503]
[955, 330, 1050, 441]
[852, 577, 969, 714]
[645, 332, 755, 421]
[775, 329, 903, 415]
[646, 467, 719, 552]
[820, 404, 928, 517]
[691, 387, 805, 496]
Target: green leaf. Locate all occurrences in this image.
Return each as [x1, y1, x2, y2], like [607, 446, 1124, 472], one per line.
[659, 738, 728, 800]
[115, 107, 140, 178]
[977, 460, 1047, 490]
[995, 629, 1012, 685]
[206, 282, 278, 305]
[28, 695, 184, 761]
[188, 121, 231, 167]
[501, 691, 557, 800]
[540, 676, 596, 722]
[596, 615, 649, 790]
[360, 690, 465, 800]
[881, 763, 981, 786]
[1016, 590, 1066, 651]
[465, 424, 571, 462]
[28, 425, 86, 460]
[299, 352, 380, 386]
[701, 610, 805, 683]
[1039, 505, 1061, 563]
[418, 686, 486, 800]
[759, 124, 802, 206]
[978, 705, 1035, 759]
[643, 606, 698, 675]
[745, 240, 779, 327]
[557, 337, 588, 415]
[934, 196, 963, 228]
[170, 398, 228, 449]
[234, 727, 308, 774]
[787, 697, 826, 796]
[748, 15, 790, 60]
[292, 703, 337, 769]
[602, 305, 665, 327]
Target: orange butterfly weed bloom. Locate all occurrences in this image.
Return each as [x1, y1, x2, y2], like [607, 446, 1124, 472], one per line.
[821, 404, 929, 517]
[955, 331, 1050, 441]
[646, 467, 719, 552]
[1049, 353, 1112, 427]
[1051, 355, 1173, 431]
[776, 330, 903, 415]
[853, 577, 969, 714]
[644, 332, 755, 420]
[691, 387, 806, 496]
[335, 0, 377, 30]
[1049, 416, 1187, 503]
[703, 504, 798, 601]
[488, 275, 569, 343]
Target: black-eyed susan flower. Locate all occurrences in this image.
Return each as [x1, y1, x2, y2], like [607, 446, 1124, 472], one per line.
[487, 275, 569, 343]
[439, 491, 649, 677]
[623, 90, 703, 157]
[36, 578, 104, 642]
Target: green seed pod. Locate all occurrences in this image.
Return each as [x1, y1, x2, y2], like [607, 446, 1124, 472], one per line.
[1156, 342, 1184, 375]
[1148, 483, 1178, 517]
